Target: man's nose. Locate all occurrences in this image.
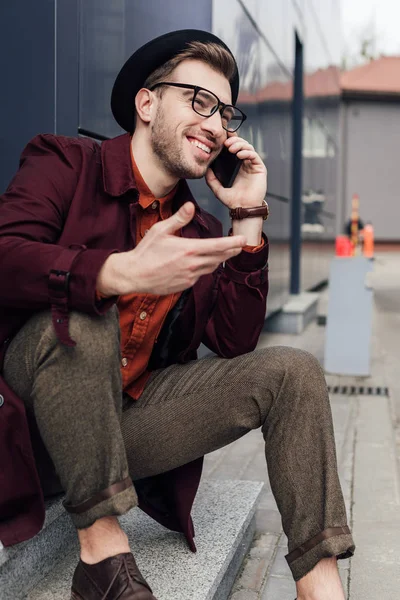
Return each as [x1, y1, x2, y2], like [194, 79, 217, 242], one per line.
[200, 111, 225, 138]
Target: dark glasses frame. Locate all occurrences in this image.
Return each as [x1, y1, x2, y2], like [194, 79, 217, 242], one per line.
[149, 82, 247, 132]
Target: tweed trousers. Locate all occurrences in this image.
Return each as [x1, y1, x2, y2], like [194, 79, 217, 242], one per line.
[3, 307, 355, 581]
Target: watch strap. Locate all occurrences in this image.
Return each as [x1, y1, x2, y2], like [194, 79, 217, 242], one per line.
[229, 200, 269, 221]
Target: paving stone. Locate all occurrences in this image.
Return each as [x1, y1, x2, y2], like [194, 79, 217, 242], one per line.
[278, 534, 288, 548]
[232, 555, 272, 592]
[260, 574, 296, 599]
[349, 392, 400, 600]
[230, 590, 259, 600]
[255, 508, 283, 535]
[269, 546, 292, 578]
[249, 533, 279, 559]
[241, 449, 270, 482]
[207, 435, 263, 480]
[257, 488, 276, 510]
[340, 568, 349, 598]
[226, 253, 400, 600]
[338, 558, 350, 570]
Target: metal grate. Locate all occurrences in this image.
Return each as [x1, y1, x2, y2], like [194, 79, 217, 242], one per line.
[328, 385, 389, 397]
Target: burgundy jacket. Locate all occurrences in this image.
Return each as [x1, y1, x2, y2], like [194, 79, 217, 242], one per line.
[0, 133, 269, 550]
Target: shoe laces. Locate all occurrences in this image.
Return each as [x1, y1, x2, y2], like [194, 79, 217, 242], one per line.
[100, 555, 151, 599]
[100, 562, 124, 600]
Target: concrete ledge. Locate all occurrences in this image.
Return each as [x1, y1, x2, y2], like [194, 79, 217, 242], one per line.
[264, 292, 319, 334]
[26, 480, 263, 600]
[0, 496, 76, 599]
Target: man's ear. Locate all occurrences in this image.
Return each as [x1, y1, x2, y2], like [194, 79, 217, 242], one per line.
[134, 88, 154, 124]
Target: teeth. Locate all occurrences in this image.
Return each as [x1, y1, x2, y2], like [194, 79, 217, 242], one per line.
[190, 139, 211, 154]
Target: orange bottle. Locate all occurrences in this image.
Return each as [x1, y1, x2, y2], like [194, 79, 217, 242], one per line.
[363, 223, 374, 258]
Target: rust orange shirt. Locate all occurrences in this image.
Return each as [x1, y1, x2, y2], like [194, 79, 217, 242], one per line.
[118, 147, 265, 400]
[119, 150, 181, 399]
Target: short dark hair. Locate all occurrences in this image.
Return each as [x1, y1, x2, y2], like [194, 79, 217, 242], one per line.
[143, 40, 237, 92]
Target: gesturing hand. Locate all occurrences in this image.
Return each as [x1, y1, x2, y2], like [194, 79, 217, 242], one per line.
[96, 202, 247, 297]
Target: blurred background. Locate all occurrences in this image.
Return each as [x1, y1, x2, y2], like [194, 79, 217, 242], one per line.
[1, 0, 399, 315]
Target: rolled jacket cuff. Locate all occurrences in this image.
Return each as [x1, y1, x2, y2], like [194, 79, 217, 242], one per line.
[285, 526, 355, 581]
[227, 232, 269, 272]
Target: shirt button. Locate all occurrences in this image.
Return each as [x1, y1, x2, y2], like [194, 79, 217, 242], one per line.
[0, 394, 4, 407]
[121, 357, 128, 367]
[139, 311, 147, 320]
[151, 201, 158, 210]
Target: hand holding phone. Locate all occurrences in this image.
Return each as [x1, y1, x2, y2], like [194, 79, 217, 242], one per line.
[205, 135, 268, 221]
[210, 146, 242, 188]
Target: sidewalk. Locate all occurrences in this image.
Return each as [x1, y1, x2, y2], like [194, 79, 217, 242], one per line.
[202, 252, 400, 600]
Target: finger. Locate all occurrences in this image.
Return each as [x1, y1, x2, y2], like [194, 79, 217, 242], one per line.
[227, 141, 255, 154]
[205, 167, 226, 196]
[161, 202, 195, 234]
[236, 150, 258, 160]
[197, 246, 244, 261]
[187, 234, 247, 254]
[194, 246, 244, 268]
[193, 250, 242, 271]
[236, 150, 264, 166]
[194, 252, 242, 276]
[159, 232, 247, 255]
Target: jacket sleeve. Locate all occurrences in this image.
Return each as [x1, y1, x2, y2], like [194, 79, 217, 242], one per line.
[202, 233, 269, 358]
[0, 135, 117, 345]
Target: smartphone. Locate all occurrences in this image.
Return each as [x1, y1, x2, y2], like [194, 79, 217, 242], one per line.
[211, 146, 242, 188]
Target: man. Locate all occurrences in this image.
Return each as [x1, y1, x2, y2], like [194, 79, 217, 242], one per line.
[0, 30, 354, 600]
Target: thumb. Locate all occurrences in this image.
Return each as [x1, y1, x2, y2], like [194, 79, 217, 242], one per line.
[162, 201, 195, 234]
[205, 167, 224, 197]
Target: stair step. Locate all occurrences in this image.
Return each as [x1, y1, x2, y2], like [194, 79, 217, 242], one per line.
[21, 480, 263, 600]
[0, 495, 76, 599]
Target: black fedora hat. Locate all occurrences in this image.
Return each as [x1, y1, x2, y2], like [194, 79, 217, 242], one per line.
[111, 29, 239, 133]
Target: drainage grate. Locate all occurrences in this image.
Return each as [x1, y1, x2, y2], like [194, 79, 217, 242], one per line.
[328, 385, 389, 397]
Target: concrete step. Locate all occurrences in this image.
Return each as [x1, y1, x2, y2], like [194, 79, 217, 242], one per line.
[2, 480, 263, 600]
[264, 292, 320, 335]
[0, 495, 76, 599]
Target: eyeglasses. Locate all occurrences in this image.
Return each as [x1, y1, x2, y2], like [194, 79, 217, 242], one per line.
[149, 82, 247, 133]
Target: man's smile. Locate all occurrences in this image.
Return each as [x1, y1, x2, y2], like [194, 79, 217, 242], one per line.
[186, 136, 219, 161]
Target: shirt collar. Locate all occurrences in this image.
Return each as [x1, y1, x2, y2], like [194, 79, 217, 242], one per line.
[101, 133, 210, 231]
[130, 143, 177, 213]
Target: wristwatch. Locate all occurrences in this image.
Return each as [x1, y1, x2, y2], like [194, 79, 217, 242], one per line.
[229, 199, 269, 221]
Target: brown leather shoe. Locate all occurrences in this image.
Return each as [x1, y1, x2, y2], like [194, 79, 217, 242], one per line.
[70, 552, 157, 599]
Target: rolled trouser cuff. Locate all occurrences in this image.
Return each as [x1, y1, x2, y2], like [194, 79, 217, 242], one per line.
[285, 526, 355, 581]
[63, 477, 138, 529]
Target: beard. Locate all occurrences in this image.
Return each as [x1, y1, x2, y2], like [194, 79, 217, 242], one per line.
[150, 104, 211, 180]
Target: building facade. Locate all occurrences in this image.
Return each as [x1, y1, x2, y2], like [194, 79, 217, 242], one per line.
[0, 0, 343, 314]
[340, 57, 400, 242]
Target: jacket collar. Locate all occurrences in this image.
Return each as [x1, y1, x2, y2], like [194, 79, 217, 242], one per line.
[101, 133, 137, 197]
[101, 133, 210, 231]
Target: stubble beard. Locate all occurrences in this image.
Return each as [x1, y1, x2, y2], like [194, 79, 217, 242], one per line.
[150, 105, 209, 180]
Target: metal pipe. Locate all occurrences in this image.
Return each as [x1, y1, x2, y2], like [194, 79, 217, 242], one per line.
[290, 32, 304, 295]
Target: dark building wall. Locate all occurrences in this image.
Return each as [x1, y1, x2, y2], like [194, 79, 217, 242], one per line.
[79, 0, 212, 139]
[0, 0, 80, 193]
[0, 0, 211, 190]
[0, 1, 55, 192]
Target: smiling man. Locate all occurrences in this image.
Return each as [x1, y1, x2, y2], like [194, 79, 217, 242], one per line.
[0, 30, 354, 600]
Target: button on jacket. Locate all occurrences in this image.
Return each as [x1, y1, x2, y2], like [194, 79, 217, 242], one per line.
[0, 133, 269, 549]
